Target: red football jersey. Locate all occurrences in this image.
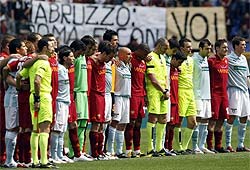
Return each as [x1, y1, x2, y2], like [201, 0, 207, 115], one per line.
[48, 55, 58, 100]
[208, 55, 228, 97]
[170, 67, 179, 104]
[68, 65, 75, 95]
[131, 53, 146, 97]
[87, 57, 106, 94]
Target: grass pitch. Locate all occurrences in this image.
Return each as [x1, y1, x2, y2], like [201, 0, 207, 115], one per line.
[54, 126, 250, 170]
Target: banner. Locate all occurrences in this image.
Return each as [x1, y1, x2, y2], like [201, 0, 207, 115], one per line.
[166, 7, 227, 48]
[30, 1, 166, 48]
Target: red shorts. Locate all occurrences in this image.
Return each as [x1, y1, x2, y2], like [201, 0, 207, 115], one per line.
[68, 94, 77, 123]
[89, 92, 105, 123]
[130, 96, 145, 120]
[168, 104, 179, 125]
[0, 92, 5, 131]
[211, 96, 228, 120]
[18, 91, 32, 129]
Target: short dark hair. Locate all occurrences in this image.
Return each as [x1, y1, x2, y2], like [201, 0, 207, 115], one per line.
[9, 39, 22, 54]
[98, 41, 116, 55]
[214, 39, 227, 49]
[37, 38, 49, 53]
[232, 36, 245, 50]
[172, 50, 187, 61]
[80, 35, 96, 47]
[43, 33, 55, 38]
[199, 39, 212, 48]
[1, 34, 15, 49]
[154, 38, 167, 47]
[70, 40, 86, 52]
[27, 32, 41, 43]
[168, 38, 179, 49]
[58, 46, 72, 65]
[103, 29, 118, 42]
[179, 38, 191, 48]
[137, 43, 150, 54]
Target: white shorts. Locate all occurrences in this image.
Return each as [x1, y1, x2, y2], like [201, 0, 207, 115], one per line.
[113, 96, 130, 124]
[228, 87, 250, 117]
[105, 93, 112, 122]
[4, 90, 19, 130]
[195, 99, 212, 119]
[5, 106, 19, 130]
[52, 101, 69, 132]
[166, 100, 171, 122]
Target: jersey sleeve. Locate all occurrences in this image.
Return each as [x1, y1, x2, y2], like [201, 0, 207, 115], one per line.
[19, 68, 29, 79]
[146, 57, 155, 75]
[35, 61, 48, 78]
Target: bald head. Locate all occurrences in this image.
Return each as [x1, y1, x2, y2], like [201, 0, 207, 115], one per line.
[118, 47, 132, 64]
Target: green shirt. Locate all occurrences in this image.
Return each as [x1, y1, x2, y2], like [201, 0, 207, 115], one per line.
[178, 56, 193, 89]
[74, 55, 88, 92]
[146, 51, 167, 93]
[20, 60, 52, 94]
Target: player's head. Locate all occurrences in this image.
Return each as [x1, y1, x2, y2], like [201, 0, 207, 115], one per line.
[231, 36, 246, 54]
[199, 39, 212, 57]
[1, 34, 15, 54]
[58, 45, 74, 67]
[214, 39, 228, 58]
[179, 38, 192, 56]
[24, 40, 36, 55]
[27, 32, 42, 51]
[154, 37, 169, 55]
[171, 50, 187, 68]
[43, 33, 57, 49]
[70, 40, 86, 58]
[9, 38, 27, 56]
[118, 47, 132, 64]
[166, 38, 179, 56]
[98, 41, 116, 63]
[134, 43, 150, 61]
[103, 29, 119, 48]
[37, 38, 54, 56]
[81, 35, 97, 56]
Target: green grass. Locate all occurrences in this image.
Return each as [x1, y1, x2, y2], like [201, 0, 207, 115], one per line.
[52, 126, 250, 170]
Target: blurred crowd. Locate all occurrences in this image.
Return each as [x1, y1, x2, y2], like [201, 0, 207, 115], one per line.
[0, 0, 249, 47]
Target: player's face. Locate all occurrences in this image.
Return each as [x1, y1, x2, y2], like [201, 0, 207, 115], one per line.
[200, 44, 212, 57]
[182, 42, 192, 55]
[105, 52, 115, 63]
[138, 49, 150, 61]
[171, 58, 183, 68]
[159, 40, 169, 55]
[85, 43, 97, 56]
[123, 49, 132, 63]
[17, 42, 27, 56]
[236, 41, 246, 54]
[217, 42, 228, 57]
[65, 52, 75, 66]
[48, 36, 57, 49]
[47, 41, 55, 55]
[111, 35, 119, 48]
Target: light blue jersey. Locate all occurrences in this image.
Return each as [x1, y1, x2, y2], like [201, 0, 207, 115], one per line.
[105, 61, 112, 94]
[57, 64, 70, 104]
[228, 52, 250, 92]
[193, 52, 211, 100]
[114, 61, 131, 97]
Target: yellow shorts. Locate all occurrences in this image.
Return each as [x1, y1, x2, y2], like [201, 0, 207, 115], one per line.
[147, 90, 169, 114]
[29, 93, 53, 129]
[178, 88, 196, 117]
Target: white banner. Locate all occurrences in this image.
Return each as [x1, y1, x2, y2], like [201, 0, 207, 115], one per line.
[30, 1, 166, 48]
[166, 7, 227, 48]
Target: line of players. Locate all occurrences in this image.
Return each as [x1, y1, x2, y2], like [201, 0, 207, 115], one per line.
[0, 30, 249, 167]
